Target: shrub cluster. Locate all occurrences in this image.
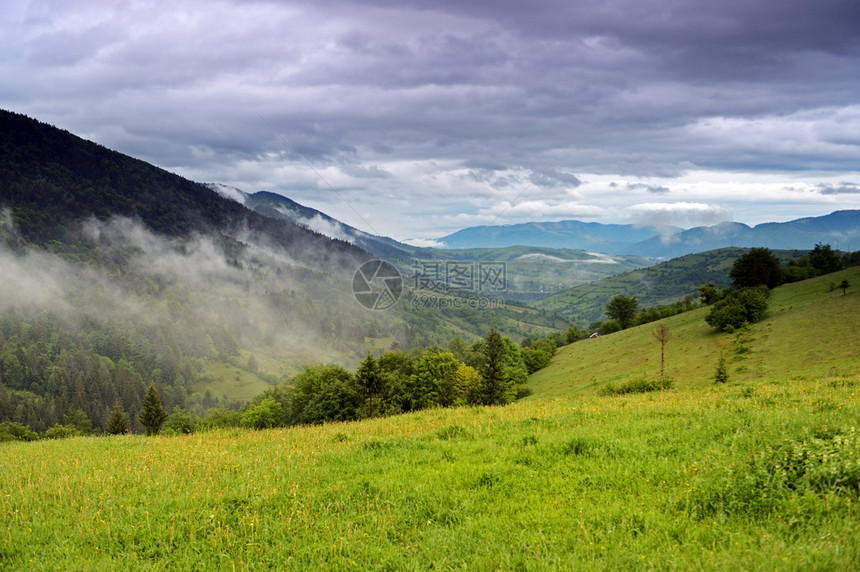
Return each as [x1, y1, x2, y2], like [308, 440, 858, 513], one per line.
[704, 286, 769, 332]
[598, 377, 674, 396]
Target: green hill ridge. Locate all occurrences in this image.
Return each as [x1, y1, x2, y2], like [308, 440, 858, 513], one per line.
[534, 246, 814, 326]
[531, 267, 860, 396]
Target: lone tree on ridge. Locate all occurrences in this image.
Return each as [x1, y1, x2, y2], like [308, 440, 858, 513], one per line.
[652, 323, 672, 388]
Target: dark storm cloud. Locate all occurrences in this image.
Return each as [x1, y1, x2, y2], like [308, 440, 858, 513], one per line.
[2, 0, 859, 237]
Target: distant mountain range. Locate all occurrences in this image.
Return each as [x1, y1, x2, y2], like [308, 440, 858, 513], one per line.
[439, 212, 860, 257]
[625, 212, 860, 258]
[439, 220, 678, 253]
[206, 184, 660, 299]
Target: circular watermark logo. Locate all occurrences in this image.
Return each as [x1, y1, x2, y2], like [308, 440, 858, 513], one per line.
[352, 259, 403, 310]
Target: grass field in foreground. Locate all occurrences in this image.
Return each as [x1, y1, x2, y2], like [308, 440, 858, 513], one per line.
[530, 267, 860, 397]
[2, 374, 859, 570]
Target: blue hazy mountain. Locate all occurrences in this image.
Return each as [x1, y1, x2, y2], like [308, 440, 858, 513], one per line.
[440, 212, 860, 257]
[439, 220, 678, 252]
[625, 211, 860, 258]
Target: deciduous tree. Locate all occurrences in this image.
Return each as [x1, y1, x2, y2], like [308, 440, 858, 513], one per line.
[652, 323, 672, 388]
[698, 282, 724, 305]
[705, 287, 769, 332]
[809, 243, 843, 275]
[605, 295, 639, 329]
[163, 407, 199, 434]
[730, 248, 781, 289]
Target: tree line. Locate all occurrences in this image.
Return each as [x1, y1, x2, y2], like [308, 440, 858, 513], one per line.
[1, 325, 574, 440]
[701, 244, 854, 332]
[210, 328, 545, 432]
[596, 244, 858, 335]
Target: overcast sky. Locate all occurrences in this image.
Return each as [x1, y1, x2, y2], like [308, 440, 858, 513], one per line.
[2, 0, 860, 244]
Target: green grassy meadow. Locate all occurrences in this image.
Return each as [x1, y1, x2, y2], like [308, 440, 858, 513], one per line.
[2, 269, 859, 570]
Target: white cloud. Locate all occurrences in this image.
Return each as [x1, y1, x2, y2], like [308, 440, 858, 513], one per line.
[302, 215, 355, 244]
[402, 238, 448, 248]
[625, 202, 732, 228]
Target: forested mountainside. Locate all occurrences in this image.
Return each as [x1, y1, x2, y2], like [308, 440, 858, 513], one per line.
[0, 111, 567, 434]
[0, 110, 367, 269]
[0, 110, 389, 433]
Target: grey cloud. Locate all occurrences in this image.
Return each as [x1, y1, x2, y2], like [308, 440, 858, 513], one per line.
[340, 165, 392, 178]
[627, 183, 670, 194]
[3, 0, 860, 238]
[816, 182, 860, 195]
[530, 168, 582, 188]
[629, 203, 732, 228]
[463, 159, 508, 171]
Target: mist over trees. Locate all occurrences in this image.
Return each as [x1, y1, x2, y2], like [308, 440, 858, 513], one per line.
[0, 217, 377, 431]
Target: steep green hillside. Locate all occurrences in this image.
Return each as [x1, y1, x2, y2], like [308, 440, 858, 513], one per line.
[530, 267, 860, 397]
[0, 110, 570, 434]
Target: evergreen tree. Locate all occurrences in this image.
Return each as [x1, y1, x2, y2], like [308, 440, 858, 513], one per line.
[479, 328, 510, 406]
[138, 384, 167, 436]
[714, 353, 729, 384]
[107, 400, 128, 435]
[355, 352, 384, 418]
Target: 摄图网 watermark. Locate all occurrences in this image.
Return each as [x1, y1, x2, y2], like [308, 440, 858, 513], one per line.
[352, 259, 507, 310]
